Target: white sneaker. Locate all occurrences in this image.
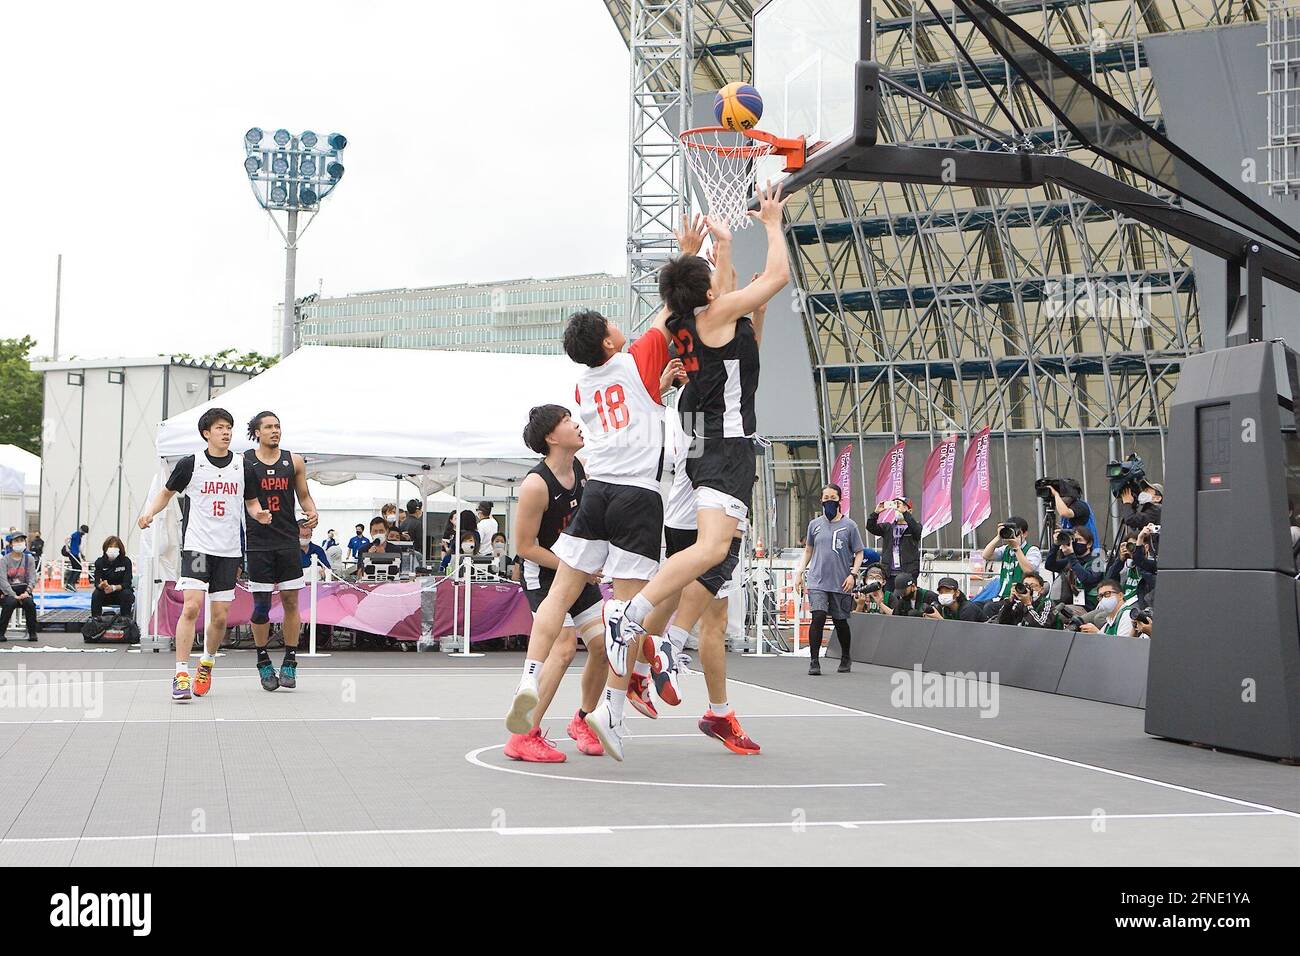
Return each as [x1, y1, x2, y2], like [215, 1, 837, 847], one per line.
[505, 678, 540, 735]
[603, 600, 640, 677]
[585, 702, 632, 762]
[677, 653, 694, 676]
[650, 637, 682, 706]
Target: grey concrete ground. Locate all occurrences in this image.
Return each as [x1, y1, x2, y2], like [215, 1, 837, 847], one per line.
[0, 636, 1296, 866]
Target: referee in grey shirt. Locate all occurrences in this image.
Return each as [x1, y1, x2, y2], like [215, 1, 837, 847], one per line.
[794, 484, 865, 675]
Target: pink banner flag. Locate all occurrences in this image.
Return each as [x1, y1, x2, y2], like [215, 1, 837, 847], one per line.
[921, 434, 958, 536]
[831, 444, 854, 518]
[874, 440, 906, 523]
[961, 427, 993, 536]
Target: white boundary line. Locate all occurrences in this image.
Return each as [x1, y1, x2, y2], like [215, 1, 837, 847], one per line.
[727, 677, 1300, 819]
[464, 739, 887, 789]
[0, 713, 858, 727]
[0, 811, 1282, 847]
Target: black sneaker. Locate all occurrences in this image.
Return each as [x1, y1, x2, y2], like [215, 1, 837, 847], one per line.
[257, 659, 280, 692]
[837, 658, 851, 673]
[808, 659, 821, 676]
[279, 658, 297, 689]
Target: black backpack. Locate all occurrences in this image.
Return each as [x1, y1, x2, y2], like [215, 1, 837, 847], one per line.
[82, 611, 140, 644]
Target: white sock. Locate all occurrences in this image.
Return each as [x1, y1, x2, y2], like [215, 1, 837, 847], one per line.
[709, 700, 729, 716]
[625, 593, 653, 627]
[521, 658, 542, 681]
[175, 661, 189, 675]
[668, 625, 690, 655]
[604, 686, 626, 721]
[633, 660, 651, 677]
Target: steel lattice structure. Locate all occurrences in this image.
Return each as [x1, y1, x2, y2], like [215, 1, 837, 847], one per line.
[607, 0, 1264, 546]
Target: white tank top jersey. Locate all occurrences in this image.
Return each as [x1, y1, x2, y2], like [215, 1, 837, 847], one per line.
[663, 402, 698, 530]
[178, 453, 246, 558]
[572, 331, 670, 493]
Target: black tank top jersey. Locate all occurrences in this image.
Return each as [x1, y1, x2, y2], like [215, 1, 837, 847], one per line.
[669, 311, 759, 438]
[531, 458, 586, 553]
[243, 448, 299, 550]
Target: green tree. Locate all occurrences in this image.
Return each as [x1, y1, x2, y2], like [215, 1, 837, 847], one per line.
[169, 348, 279, 370]
[0, 336, 43, 454]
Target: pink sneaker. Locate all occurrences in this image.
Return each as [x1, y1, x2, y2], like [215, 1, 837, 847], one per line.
[627, 672, 659, 719]
[567, 710, 605, 756]
[504, 728, 567, 763]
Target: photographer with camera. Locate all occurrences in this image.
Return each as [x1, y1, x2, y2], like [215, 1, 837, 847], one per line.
[919, 576, 983, 622]
[852, 563, 893, 616]
[974, 516, 1042, 620]
[1131, 606, 1153, 638]
[1038, 476, 1099, 544]
[994, 571, 1057, 628]
[794, 484, 865, 675]
[866, 496, 922, 589]
[887, 572, 938, 616]
[1046, 525, 1106, 610]
[1076, 579, 1140, 637]
[1106, 528, 1156, 608]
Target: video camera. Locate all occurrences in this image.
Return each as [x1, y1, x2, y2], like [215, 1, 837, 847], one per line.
[1106, 454, 1146, 499]
[1034, 476, 1083, 503]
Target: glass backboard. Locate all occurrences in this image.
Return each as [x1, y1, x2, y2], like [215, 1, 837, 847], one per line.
[752, 0, 867, 187]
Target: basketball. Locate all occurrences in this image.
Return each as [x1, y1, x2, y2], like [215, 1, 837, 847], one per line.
[714, 82, 763, 131]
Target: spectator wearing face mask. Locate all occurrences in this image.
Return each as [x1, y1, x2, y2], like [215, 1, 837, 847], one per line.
[866, 497, 922, 589]
[91, 536, 134, 619]
[298, 520, 331, 571]
[347, 524, 369, 562]
[381, 504, 407, 541]
[1077, 579, 1140, 636]
[1106, 530, 1156, 608]
[0, 533, 39, 641]
[995, 571, 1057, 628]
[441, 533, 480, 575]
[475, 502, 498, 556]
[1120, 481, 1163, 536]
[920, 576, 983, 622]
[1046, 525, 1106, 610]
[488, 532, 513, 579]
[887, 572, 939, 616]
[364, 517, 393, 556]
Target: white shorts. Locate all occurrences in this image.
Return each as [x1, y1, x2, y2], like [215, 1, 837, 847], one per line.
[696, 486, 749, 523]
[553, 534, 659, 582]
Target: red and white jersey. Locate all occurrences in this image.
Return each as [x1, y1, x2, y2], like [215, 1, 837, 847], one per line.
[573, 331, 669, 492]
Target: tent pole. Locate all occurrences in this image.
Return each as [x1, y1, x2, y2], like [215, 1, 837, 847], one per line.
[449, 458, 482, 657]
[301, 554, 330, 657]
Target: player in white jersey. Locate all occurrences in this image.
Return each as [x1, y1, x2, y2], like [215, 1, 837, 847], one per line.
[139, 408, 271, 702]
[504, 302, 674, 752]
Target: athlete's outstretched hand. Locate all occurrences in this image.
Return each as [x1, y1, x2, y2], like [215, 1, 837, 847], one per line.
[748, 180, 789, 227]
[251, 506, 273, 525]
[705, 215, 732, 244]
[674, 213, 708, 257]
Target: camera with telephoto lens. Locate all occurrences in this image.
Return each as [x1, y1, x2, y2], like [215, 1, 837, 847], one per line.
[922, 602, 940, 616]
[1054, 529, 1073, 547]
[1034, 476, 1083, 503]
[1012, 582, 1028, 596]
[855, 579, 884, 596]
[998, 524, 1016, 540]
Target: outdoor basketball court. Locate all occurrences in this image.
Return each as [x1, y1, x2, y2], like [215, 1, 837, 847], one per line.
[1, 642, 1294, 866]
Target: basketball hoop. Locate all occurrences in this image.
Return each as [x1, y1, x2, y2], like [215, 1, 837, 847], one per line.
[679, 127, 806, 231]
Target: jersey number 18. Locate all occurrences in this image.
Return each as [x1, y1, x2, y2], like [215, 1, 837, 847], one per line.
[592, 384, 629, 432]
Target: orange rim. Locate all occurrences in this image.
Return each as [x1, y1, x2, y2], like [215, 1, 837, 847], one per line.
[679, 126, 807, 170]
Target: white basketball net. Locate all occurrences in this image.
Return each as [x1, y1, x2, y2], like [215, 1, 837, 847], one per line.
[680, 129, 775, 232]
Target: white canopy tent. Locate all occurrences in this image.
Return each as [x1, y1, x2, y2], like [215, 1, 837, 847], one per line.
[151, 346, 580, 653]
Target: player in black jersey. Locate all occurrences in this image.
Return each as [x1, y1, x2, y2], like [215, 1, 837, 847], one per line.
[604, 183, 789, 755]
[503, 405, 610, 762]
[243, 411, 319, 692]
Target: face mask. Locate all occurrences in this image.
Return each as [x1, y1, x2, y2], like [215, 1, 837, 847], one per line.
[493, 543, 507, 556]
[937, 592, 954, 606]
[1098, 595, 1120, 613]
[300, 539, 311, 550]
[12, 543, 25, 554]
[462, 542, 475, 553]
[106, 548, 120, 560]
[1072, 541, 1089, 556]
[822, 500, 839, 520]
[1138, 492, 1153, 505]
[373, 532, 386, 543]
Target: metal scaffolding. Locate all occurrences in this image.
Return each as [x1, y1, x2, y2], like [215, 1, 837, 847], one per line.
[604, 0, 1260, 546]
[1264, 0, 1300, 196]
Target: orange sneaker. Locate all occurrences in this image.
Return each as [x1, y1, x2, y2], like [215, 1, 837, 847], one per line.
[566, 710, 605, 756]
[698, 709, 761, 755]
[504, 728, 567, 763]
[194, 659, 215, 697]
[627, 672, 658, 719]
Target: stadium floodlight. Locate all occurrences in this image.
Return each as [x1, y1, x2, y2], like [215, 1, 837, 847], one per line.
[241, 125, 349, 356]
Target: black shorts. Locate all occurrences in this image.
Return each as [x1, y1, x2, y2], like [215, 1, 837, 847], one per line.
[664, 525, 698, 558]
[686, 436, 756, 517]
[178, 551, 242, 602]
[246, 548, 306, 592]
[523, 575, 603, 628]
[699, 536, 742, 597]
[553, 480, 663, 580]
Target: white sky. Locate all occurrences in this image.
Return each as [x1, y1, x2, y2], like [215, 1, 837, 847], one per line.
[0, 1, 630, 360]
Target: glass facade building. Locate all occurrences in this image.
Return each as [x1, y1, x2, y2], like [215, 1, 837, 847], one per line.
[283, 273, 628, 354]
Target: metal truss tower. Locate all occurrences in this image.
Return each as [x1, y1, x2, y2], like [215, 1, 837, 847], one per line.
[606, 0, 1257, 547]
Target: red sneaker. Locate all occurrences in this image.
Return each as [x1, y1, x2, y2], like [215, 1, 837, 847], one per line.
[627, 672, 659, 719]
[504, 728, 567, 763]
[648, 636, 681, 706]
[566, 710, 605, 756]
[698, 709, 761, 755]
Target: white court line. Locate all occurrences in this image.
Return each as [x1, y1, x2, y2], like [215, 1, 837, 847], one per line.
[0, 811, 1281, 847]
[465, 739, 887, 789]
[21, 667, 527, 674]
[728, 677, 1300, 819]
[0, 713, 856, 727]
